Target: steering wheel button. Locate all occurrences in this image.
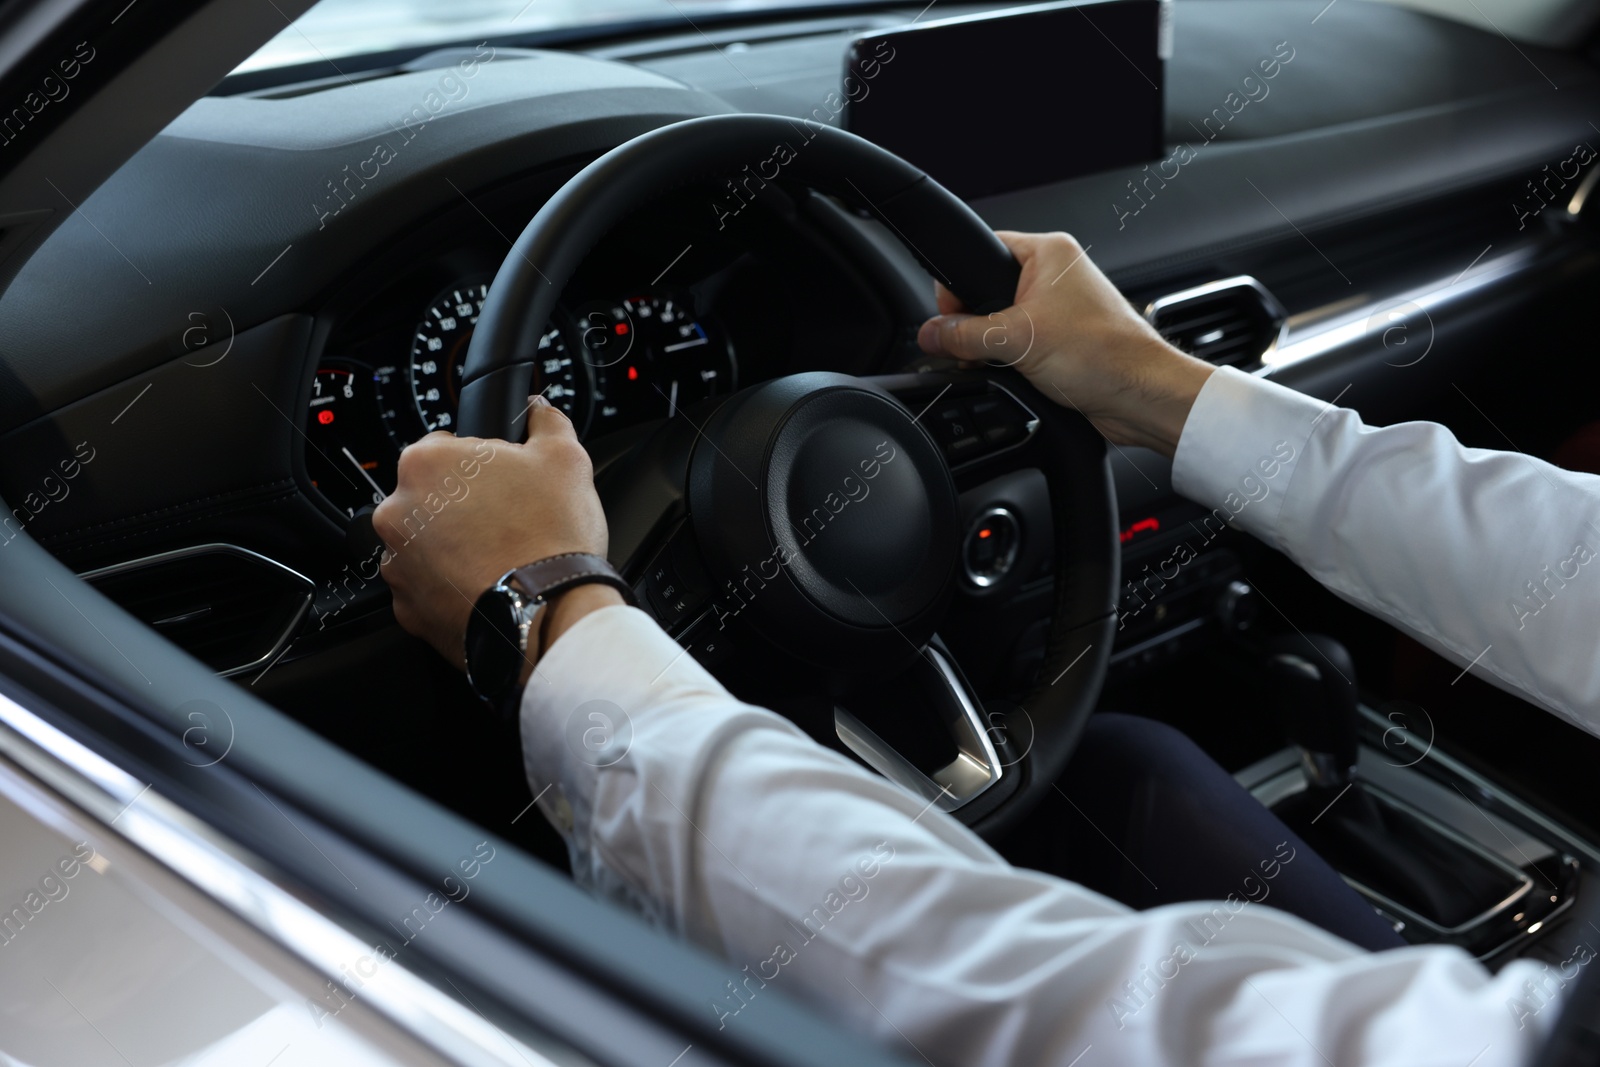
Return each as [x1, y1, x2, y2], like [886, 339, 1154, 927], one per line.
[963, 507, 1021, 588]
[971, 397, 1025, 446]
[970, 397, 1004, 424]
[947, 433, 984, 461]
[642, 558, 677, 611]
[935, 404, 975, 443]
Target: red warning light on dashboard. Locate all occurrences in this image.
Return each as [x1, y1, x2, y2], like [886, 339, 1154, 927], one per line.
[978, 528, 992, 539]
[626, 366, 639, 380]
[614, 322, 629, 335]
[317, 410, 335, 425]
[1119, 516, 1160, 543]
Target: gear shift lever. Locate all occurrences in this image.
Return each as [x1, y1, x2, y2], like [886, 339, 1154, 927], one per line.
[1266, 634, 1360, 791]
[1265, 633, 1522, 932]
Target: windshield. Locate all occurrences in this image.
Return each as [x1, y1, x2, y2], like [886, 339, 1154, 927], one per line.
[237, 1, 856, 73]
[238, 0, 1590, 74]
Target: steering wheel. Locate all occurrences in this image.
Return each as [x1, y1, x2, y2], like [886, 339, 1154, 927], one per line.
[457, 114, 1117, 837]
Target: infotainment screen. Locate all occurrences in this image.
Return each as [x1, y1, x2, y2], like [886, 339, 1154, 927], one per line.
[842, 0, 1168, 200]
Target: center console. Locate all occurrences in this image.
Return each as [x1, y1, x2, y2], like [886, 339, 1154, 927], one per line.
[1104, 448, 1261, 681]
[1239, 633, 1593, 963]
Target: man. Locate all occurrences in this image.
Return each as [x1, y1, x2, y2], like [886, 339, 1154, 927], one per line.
[375, 231, 1598, 1065]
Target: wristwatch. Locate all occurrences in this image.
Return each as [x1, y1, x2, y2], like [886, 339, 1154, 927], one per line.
[464, 551, 635, 707]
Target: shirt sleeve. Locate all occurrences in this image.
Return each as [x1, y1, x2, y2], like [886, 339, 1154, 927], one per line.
[520, 605, 1557, 1067]
[1171, 365, 1600, 732]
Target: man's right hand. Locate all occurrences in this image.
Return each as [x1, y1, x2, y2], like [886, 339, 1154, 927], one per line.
[915, 231, 1217, 458]
[374, 395, 615, 672]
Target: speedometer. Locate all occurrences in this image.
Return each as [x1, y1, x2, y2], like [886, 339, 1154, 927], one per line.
[409, 282, 482, 432]
[409, 281, 589, 435]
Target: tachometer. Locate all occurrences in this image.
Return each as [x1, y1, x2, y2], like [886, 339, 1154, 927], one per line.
[409, 281, 588, 436]
[578, 293, 734, 429]
[530, 325, 587, 433]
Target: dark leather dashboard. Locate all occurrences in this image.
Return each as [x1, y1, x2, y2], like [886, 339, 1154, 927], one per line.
[1, 0, 1597, 576]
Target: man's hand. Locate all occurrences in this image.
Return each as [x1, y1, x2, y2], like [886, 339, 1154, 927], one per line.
[916, 231, 1216, 457]
[374, 396, 619, 674]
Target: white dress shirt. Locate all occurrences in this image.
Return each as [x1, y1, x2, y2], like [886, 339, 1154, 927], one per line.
[519, 365, 1598, 1066]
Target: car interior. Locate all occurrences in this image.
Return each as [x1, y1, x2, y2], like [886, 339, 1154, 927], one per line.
[4, 0, 1600, 1062]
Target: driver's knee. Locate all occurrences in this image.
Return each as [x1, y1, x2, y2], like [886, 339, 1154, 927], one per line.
[1070, 711, 1214, 785]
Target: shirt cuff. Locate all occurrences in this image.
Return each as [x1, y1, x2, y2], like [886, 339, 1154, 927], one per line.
[517, 602, 714, 804]
[514, 604, 740, 899]
[1170, 365, 1332, 550]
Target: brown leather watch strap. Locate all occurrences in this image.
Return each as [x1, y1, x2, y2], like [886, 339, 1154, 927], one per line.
[507, 552, 636, 610]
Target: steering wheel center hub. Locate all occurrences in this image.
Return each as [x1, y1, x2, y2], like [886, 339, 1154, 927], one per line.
[689, 373, 958, 670]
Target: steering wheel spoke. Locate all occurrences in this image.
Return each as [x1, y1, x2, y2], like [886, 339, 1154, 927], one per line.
[833, 639, 1018, 818]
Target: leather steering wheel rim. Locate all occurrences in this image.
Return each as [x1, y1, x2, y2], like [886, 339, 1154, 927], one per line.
[458, 113, 1118, 837]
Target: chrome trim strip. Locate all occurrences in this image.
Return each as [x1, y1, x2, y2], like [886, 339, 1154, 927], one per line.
[78, 543, 314, 678]
[78, 541, 313, 586]
[0, 689, 562, 1067]
[1143, 274, 1288, 365]
[1356, 703, 1600, 869]
[1258, 244, 1540, 374]
[1344, 863, 1573, 949]
[1266, 771, 1538, 938]
[834, 646, 1003, 813]
[924, 645, 1004, 800]
[218, 595, 312, 679]
[1239, 704, 1600, 960]
[1566, 163, 1600, 218]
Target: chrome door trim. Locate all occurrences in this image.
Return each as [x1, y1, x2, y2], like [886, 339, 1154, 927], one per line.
[0, 687, 563, 1067]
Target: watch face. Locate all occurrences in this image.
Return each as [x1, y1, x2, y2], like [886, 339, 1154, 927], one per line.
[465, 585, 526, 702]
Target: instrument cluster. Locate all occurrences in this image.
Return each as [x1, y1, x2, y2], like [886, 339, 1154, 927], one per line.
[304, 277, 737, 517]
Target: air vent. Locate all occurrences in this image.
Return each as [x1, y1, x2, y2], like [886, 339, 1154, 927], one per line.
[1145, 277, 1287, 369]
[80, 545, 312, 677]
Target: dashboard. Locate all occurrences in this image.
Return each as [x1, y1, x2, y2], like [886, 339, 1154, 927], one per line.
[0, 0, 1596, 705]
[305, 279, 737, 517]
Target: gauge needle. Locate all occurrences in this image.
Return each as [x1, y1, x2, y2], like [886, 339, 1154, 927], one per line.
[668, 379, 679, 419]
[663, 337, 708, 353]
[342, 446, 388, 501]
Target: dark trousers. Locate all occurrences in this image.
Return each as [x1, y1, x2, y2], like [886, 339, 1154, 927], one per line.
[1002, 712, 1406, 953]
